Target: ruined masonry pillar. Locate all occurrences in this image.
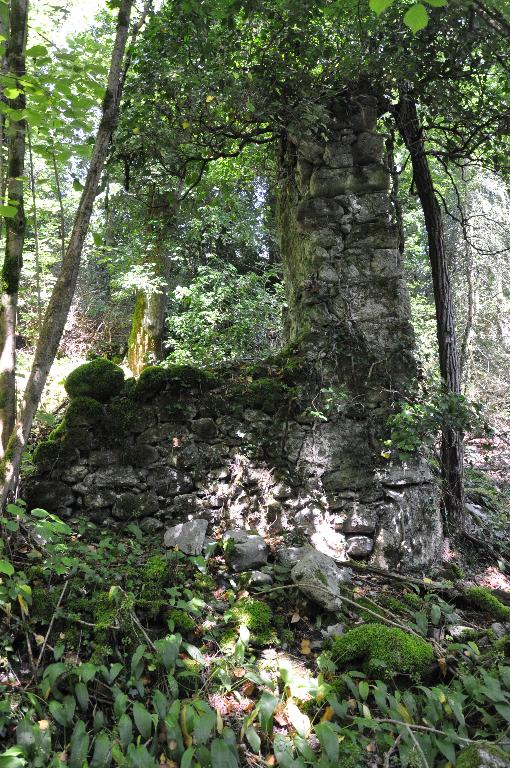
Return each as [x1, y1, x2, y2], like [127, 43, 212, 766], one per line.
[277, 94, 442, 569]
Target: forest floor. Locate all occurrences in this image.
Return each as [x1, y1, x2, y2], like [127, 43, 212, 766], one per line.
[1, 429, 510, 767]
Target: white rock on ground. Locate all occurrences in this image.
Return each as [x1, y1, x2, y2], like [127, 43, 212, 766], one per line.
[291, 547, 352, 612]
[164, 518, 208, 555]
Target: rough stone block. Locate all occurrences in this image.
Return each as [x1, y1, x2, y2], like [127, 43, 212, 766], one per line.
[26, 480, 74, 513]
[291, 547, 352, 611]
[164, 518, 209, 555]
[191, 417, 217, 441]
[112, 491, 159, 520]
[343, 506, 378, 534]
[346, 535, 374, 557]
[352, 131, 385, 165]
[224, 529, 268, 571]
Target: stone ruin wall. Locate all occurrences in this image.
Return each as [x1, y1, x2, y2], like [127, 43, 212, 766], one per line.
[25, 92, 443, 572]
[25, 365, 440, 571]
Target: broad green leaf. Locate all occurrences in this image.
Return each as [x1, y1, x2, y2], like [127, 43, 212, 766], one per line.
[0, 559, 14, 576]
[180, 747, 195, 768]
[369, 0, 393, 15]
[152, 689, 168, 719]
[132, 701, 153, 740]
[0, 747, 25, 768]
[69, 720, 90, 768]
[210, 738, 239, 768]
[0, 205, 17, 218]
[435, 736, 456, 764]
[90, 731, 112, 768]
[26, 45, 48, 57]
[245, 725, 261, 753]
[315, 722, 339, 763]
[403, 2, 429, 33]
[258, 693, 279, 733]
[193, 706, 216, 744]
[423, 0, 447, 5]
[118, 714, 132, 748]
[75, 682, 89, 712]
[131, 644, 146, 675]
[359, 681, 370, 701]
[286, 700, 310, 738]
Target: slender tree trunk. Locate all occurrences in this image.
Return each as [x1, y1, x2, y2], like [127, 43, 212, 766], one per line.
[0, 0, 133, 503]
[394, 89, 465, 530]
[0, 0, 28, 456]
[460, 201, 478, 385]
[127, 189, 181, 376]
[52, 151, 66, 262]
[0, 1, 10, 243]
[28, 126, 42, 331]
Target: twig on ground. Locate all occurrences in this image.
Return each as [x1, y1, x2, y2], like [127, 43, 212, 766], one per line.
[35, 579, 69, 671]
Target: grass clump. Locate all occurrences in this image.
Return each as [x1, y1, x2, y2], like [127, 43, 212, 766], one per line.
[330, 623, 434, 680]
[65, 358, 125, 402]
[465, 586, 510, 621]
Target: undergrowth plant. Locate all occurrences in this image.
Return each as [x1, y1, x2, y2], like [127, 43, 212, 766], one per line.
[1, 503, 510, 767]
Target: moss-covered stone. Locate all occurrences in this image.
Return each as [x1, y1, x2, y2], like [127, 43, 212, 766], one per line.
[330, 623, 434, 680]
[134, 364, 218, 402]
[65, 358, 125, 402]
[32, 440, 63, 470]
[65, 396, 103, 429]
[465, 587, 510, 621]
[48, 421, 66, 442]
[168, 608, 196, 633]
[136, 554, 170, 617]
[134, 366, 171, 399]
[237, 378, 295, 414]
[230, 598, 271, 631]
[457, 742, 510, 767]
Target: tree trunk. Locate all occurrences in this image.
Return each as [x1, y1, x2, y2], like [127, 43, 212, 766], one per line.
[394, 89, 465, 530]
[0, 0, 28, 456]
[127, 190, 181, 376]
[459, 201, 478, 386]
[0, 0, 133, 504]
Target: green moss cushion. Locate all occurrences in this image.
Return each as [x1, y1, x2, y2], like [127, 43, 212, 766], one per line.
[331, 623, 434, 680]
[65, 359, 125, 402]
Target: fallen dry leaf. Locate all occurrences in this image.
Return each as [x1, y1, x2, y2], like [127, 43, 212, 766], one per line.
[438, 657, 448, 676]
[300, 638, 312, 655]
[291, 611, 301, 624]
[320, 706, 334, 722]
[241, 681, 255, 696]
[37, 720, 50, 731]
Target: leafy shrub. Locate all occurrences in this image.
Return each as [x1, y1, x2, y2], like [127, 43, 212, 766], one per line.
[166, 263, 284, 366]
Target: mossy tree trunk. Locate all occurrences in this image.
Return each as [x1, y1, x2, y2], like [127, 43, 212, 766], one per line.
[127, 189, 181, 376]
[0, 0, 133, 505]
[0, 0, 28, 457]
